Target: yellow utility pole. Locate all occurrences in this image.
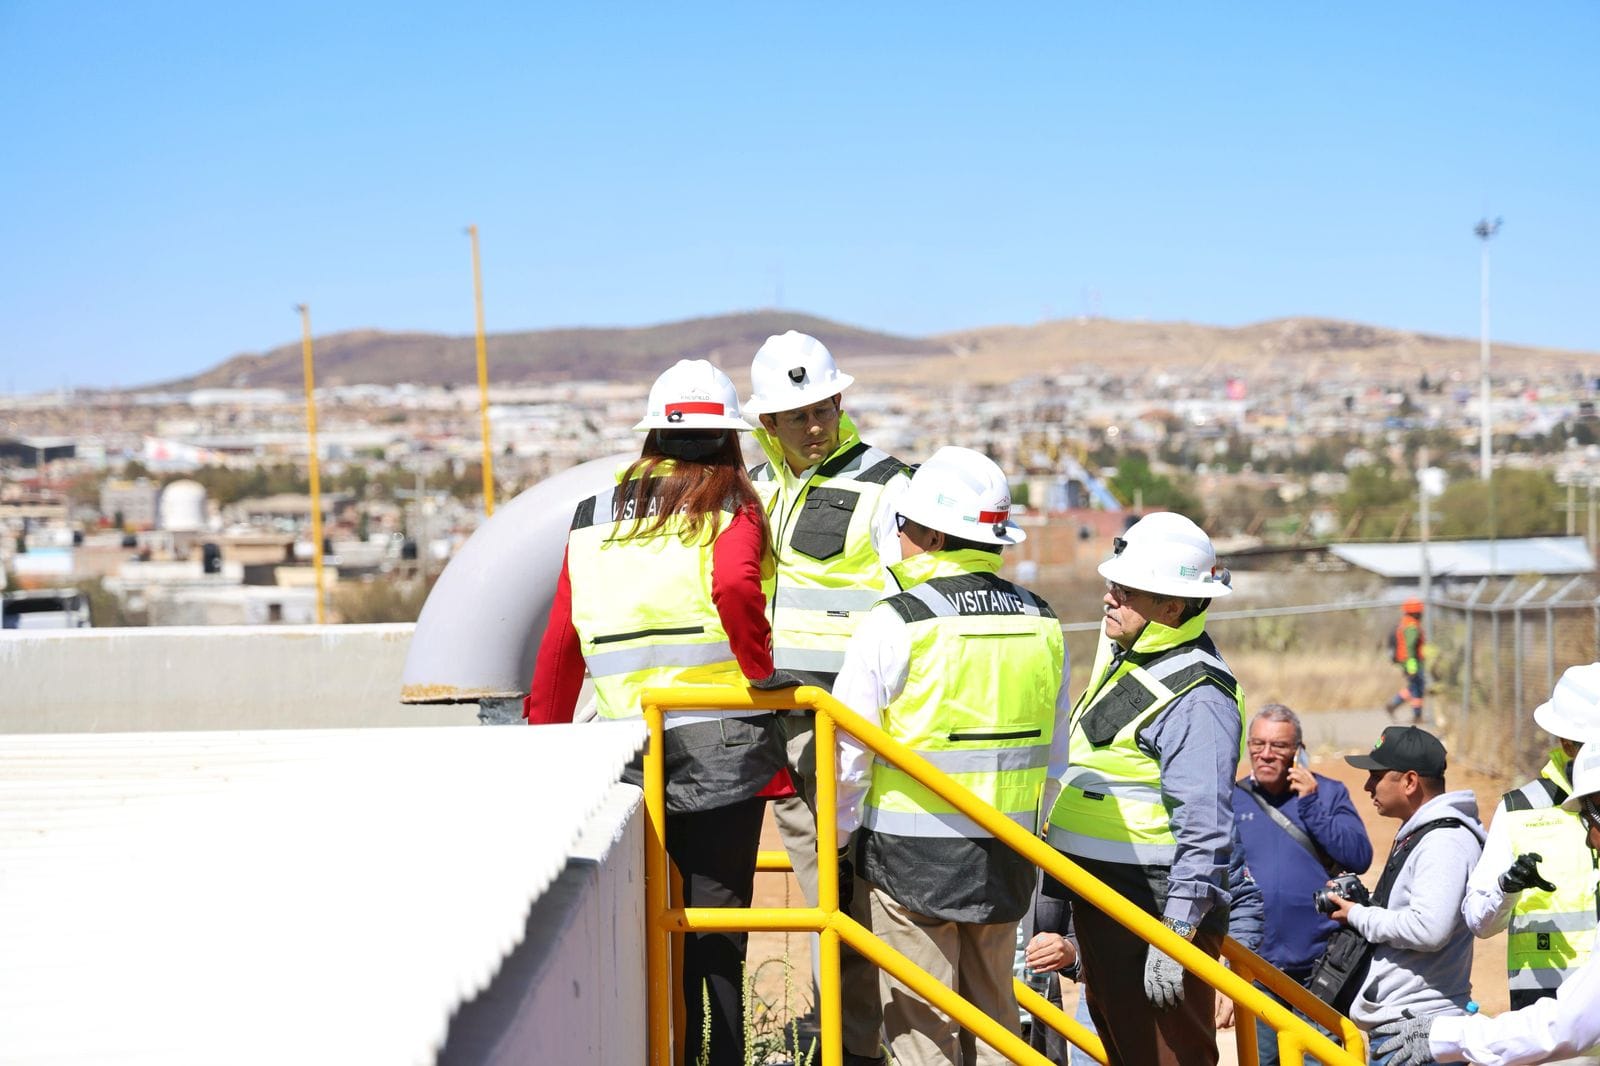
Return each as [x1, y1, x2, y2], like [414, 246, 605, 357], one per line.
[467, 224, 496, 515]
[296, 304, 327, 624]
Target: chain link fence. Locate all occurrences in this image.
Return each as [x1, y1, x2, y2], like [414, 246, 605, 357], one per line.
[1429, 576, 1600, 775]
[1053, 574, 1600, 780]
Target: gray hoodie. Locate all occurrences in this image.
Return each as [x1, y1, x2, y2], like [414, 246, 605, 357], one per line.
[1346, 789, 1487, 1028]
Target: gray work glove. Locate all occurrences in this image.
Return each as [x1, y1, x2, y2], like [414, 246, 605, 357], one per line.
[1372, 1016, 1434, 1066]
[1498, 851, 1558, 894]
[1142, 944, 1185, 1008]
[749, 669, 803, 691]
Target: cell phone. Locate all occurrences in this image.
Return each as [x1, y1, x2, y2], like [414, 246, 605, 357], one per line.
[1296, 745, 1310, 770]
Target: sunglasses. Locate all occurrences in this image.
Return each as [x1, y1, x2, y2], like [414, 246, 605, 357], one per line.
[895, 513, 911, 532]
[1105, 580, 1148, 603]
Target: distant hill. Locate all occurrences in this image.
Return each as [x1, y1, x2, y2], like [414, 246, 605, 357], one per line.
[155, 311, 946, 391]
[149, 310, 1595, 392]
[907, 316, 1597, 387]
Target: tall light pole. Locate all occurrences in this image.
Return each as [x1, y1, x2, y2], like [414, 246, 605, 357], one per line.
[466, 225, 496, 516]
[1475, 217, 1502, 481]
[296, 304, 327, 624]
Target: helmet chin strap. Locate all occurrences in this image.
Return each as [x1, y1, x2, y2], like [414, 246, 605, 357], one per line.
[657, 430, 728, 461]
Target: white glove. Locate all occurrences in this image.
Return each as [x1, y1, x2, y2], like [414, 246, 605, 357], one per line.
[1142, 944, 1185, 1008]
[1372, 1016, 1434, 1066]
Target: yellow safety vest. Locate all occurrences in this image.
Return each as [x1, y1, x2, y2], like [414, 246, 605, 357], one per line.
[565, 469, 754, 728]
[1500, 752, 1600, 1007]
[1045, 612, 1244, 865]
[861, 549, 1064, 839]
[751, 414, 908, 687]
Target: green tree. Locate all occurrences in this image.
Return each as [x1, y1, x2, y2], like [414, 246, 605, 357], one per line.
[1335, 465, 1413, 538]
[1108, 453, 1201, 516]
[1433, 468, 1565, 538]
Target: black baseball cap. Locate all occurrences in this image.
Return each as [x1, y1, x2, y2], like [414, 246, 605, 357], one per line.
[1344, 725, 1448, 776]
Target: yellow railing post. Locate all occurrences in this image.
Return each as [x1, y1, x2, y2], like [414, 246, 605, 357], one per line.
[642, 698, 673, 1066]
[812, 701, 843, 1066]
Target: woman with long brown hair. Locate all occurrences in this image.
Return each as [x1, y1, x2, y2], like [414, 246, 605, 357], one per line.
[525, 358, 793, 1066]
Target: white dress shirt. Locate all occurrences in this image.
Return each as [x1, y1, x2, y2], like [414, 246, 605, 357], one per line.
[1430, 924, 1600, 1064]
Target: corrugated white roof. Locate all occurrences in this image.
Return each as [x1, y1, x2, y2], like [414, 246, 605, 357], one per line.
[1328, 536, 1596, 579]
[0, 722, 646, 1065]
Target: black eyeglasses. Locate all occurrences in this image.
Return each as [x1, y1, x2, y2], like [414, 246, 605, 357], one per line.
[895, 513, 910, 531]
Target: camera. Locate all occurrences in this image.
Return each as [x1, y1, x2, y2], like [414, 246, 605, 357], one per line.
[1313, 873, 1371, 916]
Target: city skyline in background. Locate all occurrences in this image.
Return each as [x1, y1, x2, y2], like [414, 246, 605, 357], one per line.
[3, 2, 1598, 394]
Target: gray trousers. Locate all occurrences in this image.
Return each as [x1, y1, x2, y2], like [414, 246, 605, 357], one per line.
[773, 713, 885, 1058]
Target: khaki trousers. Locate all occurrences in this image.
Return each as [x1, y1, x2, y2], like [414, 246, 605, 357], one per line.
[773, 714, 884, 1057]
[867, 881, 1021, 1066]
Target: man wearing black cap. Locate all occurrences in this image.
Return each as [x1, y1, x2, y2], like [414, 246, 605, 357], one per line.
[1319, 726, 1486, 1062]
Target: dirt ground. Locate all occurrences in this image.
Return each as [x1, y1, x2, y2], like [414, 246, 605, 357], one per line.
[745, 729, 1521, 1060]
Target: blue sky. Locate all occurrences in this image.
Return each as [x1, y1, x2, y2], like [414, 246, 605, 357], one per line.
[2, 2, 1596, 393]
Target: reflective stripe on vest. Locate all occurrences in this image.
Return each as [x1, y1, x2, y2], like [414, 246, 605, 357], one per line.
[566, 477, 761, 730]
[862, 806, 1038, 839]
[752, 428, 907, 685]
[862, 550, 1063, 840]
[1045, 611, 1244, 866]
[1502, 754, 1599, 990]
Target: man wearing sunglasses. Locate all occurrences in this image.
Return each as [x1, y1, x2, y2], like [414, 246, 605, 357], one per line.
[1039, 511, 1243, 1065]
[1463, 664, 1600, 1020]
[1375, 737, 1600, 1065]
[744, 329, 911, 1066]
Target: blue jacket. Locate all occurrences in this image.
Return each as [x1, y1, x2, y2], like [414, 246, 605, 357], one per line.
[1233, 773, 1374, 975]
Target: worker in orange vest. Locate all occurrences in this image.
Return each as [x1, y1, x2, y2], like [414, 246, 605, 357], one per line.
[1384, 598, 1426, 723]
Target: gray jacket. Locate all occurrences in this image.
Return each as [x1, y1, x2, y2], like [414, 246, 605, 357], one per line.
[1346, 789, 1487, 1028]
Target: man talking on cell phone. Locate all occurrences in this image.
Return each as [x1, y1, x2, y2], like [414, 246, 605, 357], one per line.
[1233, 704, 1373, 1066]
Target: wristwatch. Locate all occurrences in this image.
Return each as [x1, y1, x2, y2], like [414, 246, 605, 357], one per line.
[1162, 916, 1198, 942]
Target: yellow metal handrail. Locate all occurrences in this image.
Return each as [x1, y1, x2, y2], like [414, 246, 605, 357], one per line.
[641, 684, 1365, 1066]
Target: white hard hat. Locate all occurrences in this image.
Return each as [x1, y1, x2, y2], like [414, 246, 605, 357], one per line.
[1098, 511, 1232, 598]
[743, 331, 855, 416]
[1534, 663, 1600, 742]
[897, 446, 1026, 546]
[1560, 740, 1600, 811]
[634, 359, 752, 431]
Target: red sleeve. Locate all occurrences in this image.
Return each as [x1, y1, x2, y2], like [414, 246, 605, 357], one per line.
[523, 547, 586, 724]
[711, 503, 776, 680]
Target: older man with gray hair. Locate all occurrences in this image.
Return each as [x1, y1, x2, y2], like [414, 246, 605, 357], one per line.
[1232, 703, 1373, 1065]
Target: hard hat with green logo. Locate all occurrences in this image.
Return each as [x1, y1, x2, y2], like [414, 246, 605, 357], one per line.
[1098, 511, 1232, 598]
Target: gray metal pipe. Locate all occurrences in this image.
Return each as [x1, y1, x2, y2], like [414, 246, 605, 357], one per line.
[400, 452, 634, 705]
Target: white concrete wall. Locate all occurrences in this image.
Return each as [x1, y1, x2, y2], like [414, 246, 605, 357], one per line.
[0, 624, 478, 732]
[440, 783, 647, 1066]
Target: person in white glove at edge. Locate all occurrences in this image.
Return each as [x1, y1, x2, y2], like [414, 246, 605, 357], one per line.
[1462, 664, 1600, 1020]
[1375, 736, 1600, 1066]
